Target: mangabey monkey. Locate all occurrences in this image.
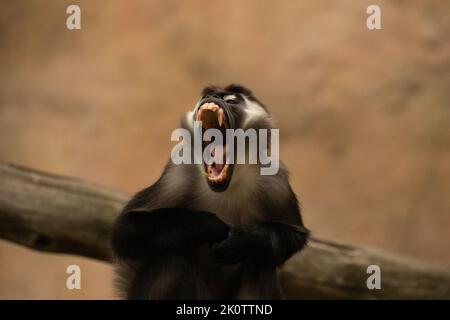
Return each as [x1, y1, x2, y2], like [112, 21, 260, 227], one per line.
[111, 84, 309, 299]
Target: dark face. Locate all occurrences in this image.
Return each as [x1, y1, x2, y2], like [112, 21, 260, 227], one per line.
[191, 84, 269, 192]
[189, 84, 271, 192]
[193, 87, 241, 192]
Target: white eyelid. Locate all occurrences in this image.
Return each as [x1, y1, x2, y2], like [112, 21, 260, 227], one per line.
[224, 95, 237, 101]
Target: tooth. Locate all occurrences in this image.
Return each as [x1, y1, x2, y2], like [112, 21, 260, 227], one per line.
[218, 109, 224, 127]
[197, 108, 203, 120]
[206, 103, 218, 111]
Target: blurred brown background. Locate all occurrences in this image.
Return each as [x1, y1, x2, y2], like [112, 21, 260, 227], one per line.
[0, 0, 449, 299]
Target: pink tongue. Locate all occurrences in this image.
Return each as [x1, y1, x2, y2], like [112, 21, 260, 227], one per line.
[211, 145, 226, 176]
[214, 163, 224, 172]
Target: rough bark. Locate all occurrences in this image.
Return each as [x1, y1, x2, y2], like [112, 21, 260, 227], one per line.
[0, 163, 449, 299]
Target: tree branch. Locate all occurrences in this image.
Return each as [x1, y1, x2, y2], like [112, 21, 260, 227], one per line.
[0, 163, 449, 299]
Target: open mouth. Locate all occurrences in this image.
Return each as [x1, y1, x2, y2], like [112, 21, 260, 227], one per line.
[196, 102, 233, 191]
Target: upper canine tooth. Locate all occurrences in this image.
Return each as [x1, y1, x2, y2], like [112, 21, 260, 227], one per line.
[218, 109, 224, 127]
[197, 108, 204, 120]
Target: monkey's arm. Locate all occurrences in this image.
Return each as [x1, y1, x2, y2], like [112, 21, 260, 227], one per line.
[111, 207, 229, 260]
[211, 222, 309, 267]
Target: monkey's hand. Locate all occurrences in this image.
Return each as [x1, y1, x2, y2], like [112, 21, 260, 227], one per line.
[211, 222, 309, 267]
[111, 208, 230, 260]
[191, 210, 231, 245]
